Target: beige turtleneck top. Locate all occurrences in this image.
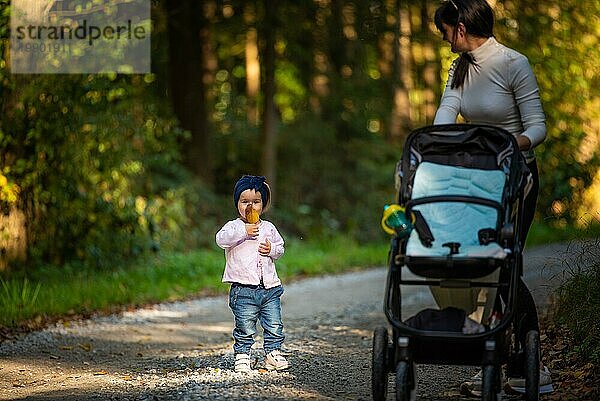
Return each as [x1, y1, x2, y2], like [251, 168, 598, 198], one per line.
[434, 37, 546, 162]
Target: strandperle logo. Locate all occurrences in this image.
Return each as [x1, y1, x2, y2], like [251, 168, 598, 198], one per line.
[10, 0, 150, 74]
[14, 19, 147, 46]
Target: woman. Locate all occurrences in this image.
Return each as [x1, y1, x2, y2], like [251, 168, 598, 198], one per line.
[433, 0, 553, 396]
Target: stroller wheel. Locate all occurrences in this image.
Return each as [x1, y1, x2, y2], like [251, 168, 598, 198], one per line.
[525, 330, 540, 401]
[395, 361, 414, 401]
[481, 364, 501, 401]
[372, 326, 389, 401]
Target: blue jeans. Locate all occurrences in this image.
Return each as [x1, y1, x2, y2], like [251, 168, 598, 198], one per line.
[228, 284, 285, 354]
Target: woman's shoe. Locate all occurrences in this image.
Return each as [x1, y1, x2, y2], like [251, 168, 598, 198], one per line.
[505, 366, 554, 394]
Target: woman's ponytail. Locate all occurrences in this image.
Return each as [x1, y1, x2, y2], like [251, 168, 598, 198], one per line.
[451, 52, 475, 89]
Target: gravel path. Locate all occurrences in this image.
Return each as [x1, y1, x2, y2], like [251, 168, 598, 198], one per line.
[0, 271, 474, 401]
[1, 239, 598, 401]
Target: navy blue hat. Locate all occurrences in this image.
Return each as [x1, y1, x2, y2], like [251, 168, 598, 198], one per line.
[233, 175, 271, 211]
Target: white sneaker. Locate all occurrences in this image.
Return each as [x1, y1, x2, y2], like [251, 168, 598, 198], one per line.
[505, 366, 554, 394]
[265, 349, 289, 371]
[234, 353, 252, 373]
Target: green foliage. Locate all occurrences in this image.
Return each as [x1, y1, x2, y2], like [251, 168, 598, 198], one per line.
[1, 73, 190, 267]
[0, 3, 204, 269]
[0, 277, 41, 326]
[1, 249, 226, 323]
[555, 237, 600, 365]
[274, 118, 398, 242]
[494, 0, 600, 224]
[527, 219, 600, 247]
[278, 237, 388, 279]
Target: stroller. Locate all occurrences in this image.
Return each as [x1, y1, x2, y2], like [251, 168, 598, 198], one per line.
[373, 124, 541, 401]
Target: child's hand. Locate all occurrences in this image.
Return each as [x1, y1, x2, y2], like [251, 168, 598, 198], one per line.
[245, 223, 259, 238]
[258, 238, 271, 256]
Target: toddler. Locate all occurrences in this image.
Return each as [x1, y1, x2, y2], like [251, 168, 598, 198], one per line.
[215, 175, 289, 373]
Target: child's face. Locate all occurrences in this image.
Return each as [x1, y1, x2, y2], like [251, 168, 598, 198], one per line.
[237, 189, 263, 221]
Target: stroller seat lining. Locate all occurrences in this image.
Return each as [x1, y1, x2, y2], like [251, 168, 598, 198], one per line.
[406, 161, 507, 258]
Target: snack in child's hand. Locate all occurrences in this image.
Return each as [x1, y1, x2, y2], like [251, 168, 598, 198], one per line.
[245, 204, 260, 224]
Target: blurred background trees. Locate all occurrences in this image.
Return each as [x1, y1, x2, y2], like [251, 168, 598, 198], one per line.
[0, 0, 598, 272]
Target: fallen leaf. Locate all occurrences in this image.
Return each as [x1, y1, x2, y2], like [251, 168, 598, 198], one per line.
[77, 343, 92, 352]
[94, 370, 108, 375]
[122, 375, 133, 381]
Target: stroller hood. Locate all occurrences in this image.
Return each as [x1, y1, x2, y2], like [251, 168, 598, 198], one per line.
[398, 124, 529, 205]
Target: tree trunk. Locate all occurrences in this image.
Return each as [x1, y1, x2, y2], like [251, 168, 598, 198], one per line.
[421, 0, 437, 124]
[245, 3, 260, 125]
[261, 0, 278, 196]
[389, 1, 412, 140]
[0, 205, 27, 271]
[165, 0, 212, 182]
